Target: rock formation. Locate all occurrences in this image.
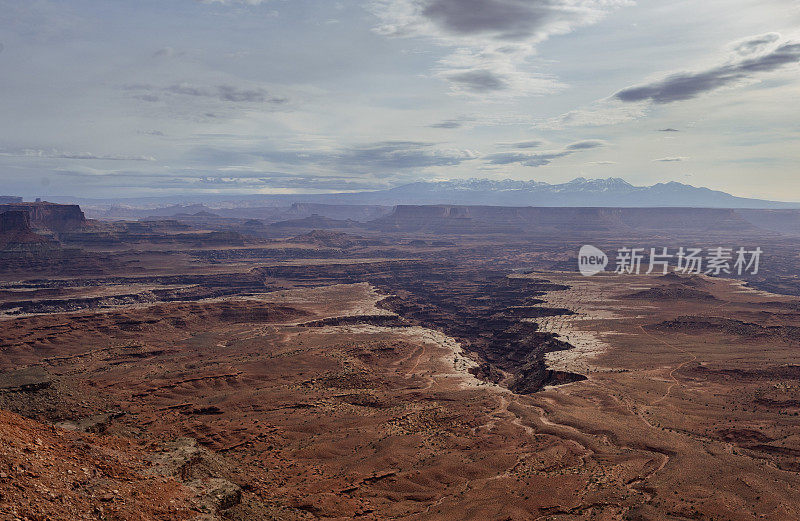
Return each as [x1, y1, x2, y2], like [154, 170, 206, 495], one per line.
[0, 210, 56, 251]
[0, 202, 86, 232]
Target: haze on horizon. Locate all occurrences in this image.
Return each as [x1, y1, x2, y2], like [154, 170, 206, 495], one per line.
[0, 0, 798, 202]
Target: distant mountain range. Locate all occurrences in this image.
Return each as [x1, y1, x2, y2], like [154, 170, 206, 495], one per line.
[373, 178, 800, 208]
[47, 178, 799, 209]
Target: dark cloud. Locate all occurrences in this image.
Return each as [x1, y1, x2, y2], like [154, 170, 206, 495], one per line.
[444, 69, 509, 92]
[485, 139, 606, 167]
[654, 157, 688, 162]
[496, 140, 545, 149]
[485, 151, 568, 167]
[565, 139, 605, 150]
[381, 0, 617, 42]
[218, 85, 285, 103]
[515, 141, 542, 149]
[658, 128, 679, 132]
[430, 120, 463, 129]
[373, 0, 621, 96]
[429, 116, 475, 129]
[615, 41, 800, 104]
[421, 0, 553, 40]
[508, 140, 543, 149]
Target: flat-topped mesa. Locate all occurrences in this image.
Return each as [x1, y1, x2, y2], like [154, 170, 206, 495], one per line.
[0, 210, 32, 234]
[371, 205, 766, 235]
[0, 202, 86, 232]
[283, 202, 392, 221]
[0, 210, 57, 252]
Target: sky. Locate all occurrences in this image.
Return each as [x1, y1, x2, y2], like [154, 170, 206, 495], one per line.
[0, 0, 799, 200]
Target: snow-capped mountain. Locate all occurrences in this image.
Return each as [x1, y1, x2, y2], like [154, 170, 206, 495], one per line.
[57, 178, 800, 209]
[365, 178, 798, 208]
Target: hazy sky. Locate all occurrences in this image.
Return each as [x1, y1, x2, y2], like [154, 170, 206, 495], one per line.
[1, 0, 799, 200]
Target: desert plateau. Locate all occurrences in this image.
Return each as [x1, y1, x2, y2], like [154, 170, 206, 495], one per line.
[2, 201, 800, 520]
[3, 1, 799, 518]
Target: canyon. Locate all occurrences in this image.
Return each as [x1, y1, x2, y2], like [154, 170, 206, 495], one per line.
[2, 201, 800, 520]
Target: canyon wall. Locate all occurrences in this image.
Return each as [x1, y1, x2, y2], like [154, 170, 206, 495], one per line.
[0, 203, 85, 232]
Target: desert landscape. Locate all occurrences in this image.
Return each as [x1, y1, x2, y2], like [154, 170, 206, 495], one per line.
[4, 1, 800, 518]
[1, 201, 800, 520]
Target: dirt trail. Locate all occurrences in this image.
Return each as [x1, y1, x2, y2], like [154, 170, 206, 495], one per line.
[638, 324, 698, 406]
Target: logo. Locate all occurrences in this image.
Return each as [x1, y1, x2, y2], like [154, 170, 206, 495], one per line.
[578, 245, 608, 276]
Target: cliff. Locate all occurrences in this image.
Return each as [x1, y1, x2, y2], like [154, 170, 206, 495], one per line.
[0, 210, 31, 234]
[0, 202, 86, 232]
[269, 214, 357, 230]
[0, 210, 56, 251]
[279, 203, 392, 222]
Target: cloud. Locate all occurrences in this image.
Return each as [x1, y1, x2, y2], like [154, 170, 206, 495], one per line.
[499, 140, 543, 149]
[218, 85, 283, 103]
[133, 93, 161, 102]
[0, 149, 155, 161]
[484, 151, 569, 167]
[544, 99, 649, 128]
[152, 47, 182, 58]
[432, 44, 563, 95]
[127, 83, 288, 104]
[372, 0, 626, 41]
[429, 116, 475, 129]
[615, 37, 800, 104]
[370, 0, 629, 96]
[444, 69, 508, 92]
[196, 141, 479, 175]
[484, 139, 607, 167]
[730, 32, 781, 56]
[333, 141, 478, 170]
[58, 169, 389, 192]
[196, 0, 270, 5]
[548, 34, 800, 130]
[565, 139, 605, 150]
[654, 156, 688, 162]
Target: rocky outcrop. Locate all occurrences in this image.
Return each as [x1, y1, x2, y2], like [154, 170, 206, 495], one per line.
[0, 202, 85, 232]
[0, 210, 57, 252]
[0, 367, 52, 393]
[0, 409, 198, 520]
[0, 196, 23, 204]
[0, 210, 31, 234]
